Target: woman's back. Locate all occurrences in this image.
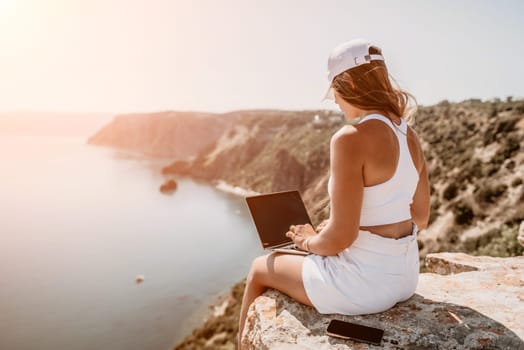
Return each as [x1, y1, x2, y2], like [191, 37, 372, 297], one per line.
[328, 112, 428, 238]
[359, 116, 423, 186]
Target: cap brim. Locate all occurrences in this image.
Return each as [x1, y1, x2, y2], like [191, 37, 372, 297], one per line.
[321, 86, 335, 102]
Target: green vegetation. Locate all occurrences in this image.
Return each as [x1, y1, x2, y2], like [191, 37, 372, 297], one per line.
[472, 225, 523, 257]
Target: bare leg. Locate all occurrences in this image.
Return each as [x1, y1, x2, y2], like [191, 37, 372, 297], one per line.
[237, 252, 313, 348]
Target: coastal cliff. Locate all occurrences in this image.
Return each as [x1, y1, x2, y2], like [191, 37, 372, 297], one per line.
[88, 110, 228, 159]
[161, 109, 343, 224]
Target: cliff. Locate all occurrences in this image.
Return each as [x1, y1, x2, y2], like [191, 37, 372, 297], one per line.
[241, 253, 524, 349]
[162, 109, 343, 225]
[87, 110, 229, 159]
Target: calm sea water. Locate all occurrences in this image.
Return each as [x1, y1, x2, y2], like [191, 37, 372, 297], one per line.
[0, 133, 262, 350]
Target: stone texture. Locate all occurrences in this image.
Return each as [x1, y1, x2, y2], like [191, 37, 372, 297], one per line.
[242, 253, 524, 350]
[424, 252, 524, 274]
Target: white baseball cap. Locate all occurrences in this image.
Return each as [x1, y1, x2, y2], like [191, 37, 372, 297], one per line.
[321, 38, 384, 102]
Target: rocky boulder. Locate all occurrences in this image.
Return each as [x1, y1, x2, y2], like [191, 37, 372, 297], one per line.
[241, 253, 524, 349]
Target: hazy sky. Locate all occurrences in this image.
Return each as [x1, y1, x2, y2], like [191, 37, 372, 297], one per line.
[0, 0, 523, 114]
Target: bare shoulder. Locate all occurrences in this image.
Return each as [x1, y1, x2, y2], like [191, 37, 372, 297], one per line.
[330, 125, 366, 158]
[331, 125, 362, 145]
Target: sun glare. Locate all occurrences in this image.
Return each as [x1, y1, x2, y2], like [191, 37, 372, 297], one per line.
[0, 0, 16, 21]
[0, 0, 15, 10]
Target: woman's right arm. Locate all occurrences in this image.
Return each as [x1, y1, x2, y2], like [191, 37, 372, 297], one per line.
[306, 127, 364, 256]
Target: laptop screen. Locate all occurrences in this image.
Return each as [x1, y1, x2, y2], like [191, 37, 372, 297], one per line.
[245, 190, 312, 248]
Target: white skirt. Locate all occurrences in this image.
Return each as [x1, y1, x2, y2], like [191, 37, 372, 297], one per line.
[302, 223, 419, 315]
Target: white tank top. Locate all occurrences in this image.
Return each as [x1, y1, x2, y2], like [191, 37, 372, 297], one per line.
[328, 114, 419, 226]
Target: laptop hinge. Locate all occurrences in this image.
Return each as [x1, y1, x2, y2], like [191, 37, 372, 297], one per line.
[271, 241, 296, 249]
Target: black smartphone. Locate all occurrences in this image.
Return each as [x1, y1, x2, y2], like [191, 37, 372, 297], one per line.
[326, 319, 384, 346]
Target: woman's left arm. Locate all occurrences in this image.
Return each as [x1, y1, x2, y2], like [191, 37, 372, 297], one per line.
[306, 127, 364, 256]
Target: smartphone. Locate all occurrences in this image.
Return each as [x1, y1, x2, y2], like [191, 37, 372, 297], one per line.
[326, 319, 384, 346]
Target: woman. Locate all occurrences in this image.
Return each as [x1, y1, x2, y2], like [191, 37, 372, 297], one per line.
[237, 38, 430, 346]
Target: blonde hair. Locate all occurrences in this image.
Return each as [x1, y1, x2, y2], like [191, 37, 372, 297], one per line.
[331, 46, 417, 122]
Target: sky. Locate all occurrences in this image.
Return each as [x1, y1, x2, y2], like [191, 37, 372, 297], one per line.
[0, 0, 523, 115]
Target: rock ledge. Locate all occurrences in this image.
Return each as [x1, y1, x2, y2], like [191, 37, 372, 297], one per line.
[242, 253, 524, 349]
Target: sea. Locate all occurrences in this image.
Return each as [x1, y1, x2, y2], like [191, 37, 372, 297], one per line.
[0, 114, 262, 350]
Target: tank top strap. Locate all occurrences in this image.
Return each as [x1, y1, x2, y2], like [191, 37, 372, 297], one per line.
[358, 114, 407, 137]
[357, 113, 415, 178]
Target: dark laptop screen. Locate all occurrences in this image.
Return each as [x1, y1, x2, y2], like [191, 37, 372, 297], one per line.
[245, 190, 312, 248]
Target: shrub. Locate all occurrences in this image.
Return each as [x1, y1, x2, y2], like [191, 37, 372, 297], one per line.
[483, 163, 500, 177]
[475, 184, 508, 204]
[468, 159, 483, 180]
[505, 160, 516, 170]
[502, 136, 521, 158]
[453, 201, 474, 226]
[428, 208, 439, 226]
[495, 116, 520, 134]
[511, 177, 523, 187]
[457, 159, 483, 183]
[473, 225, 523, 257]
[442, 183, 459, 200]
[428, 196, 440, 225]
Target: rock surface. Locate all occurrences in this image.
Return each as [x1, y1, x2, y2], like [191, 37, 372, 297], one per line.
[241, 253, 524, 349]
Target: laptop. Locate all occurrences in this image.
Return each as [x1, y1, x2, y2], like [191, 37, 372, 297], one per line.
[245, 190, 313, 255]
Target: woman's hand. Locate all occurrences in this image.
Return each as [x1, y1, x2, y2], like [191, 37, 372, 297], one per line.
[285, 224, 317, 251]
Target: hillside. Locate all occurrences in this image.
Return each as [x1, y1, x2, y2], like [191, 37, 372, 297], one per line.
[88, 110, 229, 159]
[415, 99, 524, 257]
[162, 108, 343, 224]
